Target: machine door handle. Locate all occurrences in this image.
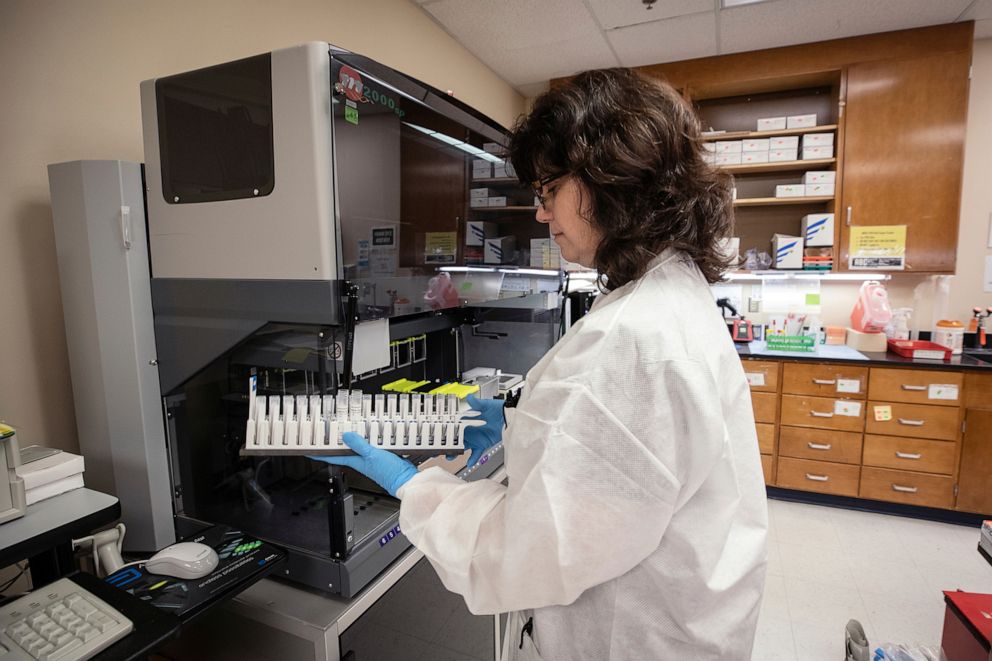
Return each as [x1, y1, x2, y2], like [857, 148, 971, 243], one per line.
[892, 484, 918, 494]
[813, 379, 836, 385]
[120, 205, 132, 250]
[810, 411, 834, 418]
[805, 473, 829, 482]
[898, 418, 924, 426]
[807, 442, 832, 451]
[895, 451, 922, 460]
[901, 384, 927, 391]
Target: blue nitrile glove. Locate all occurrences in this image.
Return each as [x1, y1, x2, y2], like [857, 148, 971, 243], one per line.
[309, 432, 418, 498]
[458, 394, 506, 467]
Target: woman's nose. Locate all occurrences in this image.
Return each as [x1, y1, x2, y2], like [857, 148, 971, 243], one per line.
[535, 205, 552, 223]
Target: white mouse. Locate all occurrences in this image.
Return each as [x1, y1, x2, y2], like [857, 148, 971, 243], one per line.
[144, 542, 219, 580]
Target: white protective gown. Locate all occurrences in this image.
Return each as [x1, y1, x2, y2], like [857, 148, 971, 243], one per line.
[398, 249, 768, 660]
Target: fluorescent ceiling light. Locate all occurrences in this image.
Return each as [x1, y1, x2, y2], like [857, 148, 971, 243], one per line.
[404, 122, 502, 162]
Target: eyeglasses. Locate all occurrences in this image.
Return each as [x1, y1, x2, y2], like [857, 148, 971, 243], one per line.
[532, 172, 567, 211]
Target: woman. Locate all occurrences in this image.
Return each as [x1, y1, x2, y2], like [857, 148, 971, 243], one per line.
[316, 68, 768, 660]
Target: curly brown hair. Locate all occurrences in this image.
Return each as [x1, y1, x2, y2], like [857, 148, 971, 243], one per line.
[508, 68, 734, 288]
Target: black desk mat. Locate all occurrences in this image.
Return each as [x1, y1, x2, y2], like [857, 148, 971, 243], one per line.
[104, 526, 285, 623]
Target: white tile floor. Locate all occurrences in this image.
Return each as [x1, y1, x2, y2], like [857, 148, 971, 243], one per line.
[752, 498, 992, 661]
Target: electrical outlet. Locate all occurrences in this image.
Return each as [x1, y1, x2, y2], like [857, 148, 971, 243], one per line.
[748, 298, 760, 313]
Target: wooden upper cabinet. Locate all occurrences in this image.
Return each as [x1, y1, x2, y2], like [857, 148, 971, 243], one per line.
[839, 50, 970, 273]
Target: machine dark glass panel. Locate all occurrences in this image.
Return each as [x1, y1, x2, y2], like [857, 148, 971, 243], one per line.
[155, 53, 275, 204]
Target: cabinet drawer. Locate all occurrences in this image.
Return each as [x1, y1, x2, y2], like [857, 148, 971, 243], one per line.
[761, 454, 774, 485]
[780, 394, 865, 432]
[782, 363, 869, 399]
[743, 360, 780, 393]
[862, 434, 957, 475]
[755, 423, 776, 454]
[779, 426, 863, 464]
[858, 466, 954, 508]
[865, 401, 960, 441]
[868, 368, 963, 406]
[751, 392, 778, 424]
[776, 457, 860, 497]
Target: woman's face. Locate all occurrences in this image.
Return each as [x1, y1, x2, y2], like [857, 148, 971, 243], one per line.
[534, 176, 602, 268]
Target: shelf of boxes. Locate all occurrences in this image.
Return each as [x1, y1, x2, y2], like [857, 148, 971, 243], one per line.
[701, 124, 838, 141]
[733, 196, 834, 207]
[720, 158, 835, 175]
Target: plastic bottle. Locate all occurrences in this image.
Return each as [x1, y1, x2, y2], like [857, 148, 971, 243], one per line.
[933, 319, 964, 355]
[885, 308, 912, 341]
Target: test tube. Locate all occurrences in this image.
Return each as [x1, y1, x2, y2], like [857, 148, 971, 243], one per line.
[386, 394, 398, 420]
[336, 392, 350, 421]
[374, 394, 385, 419]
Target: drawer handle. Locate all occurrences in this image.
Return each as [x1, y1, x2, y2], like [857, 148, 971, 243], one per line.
[807, 442, 833, 451]
[805, 473, 829, 482]
[810, 411, 834, 418]
[891, 484, 918, 494]
[813, 379, 836, 385]
[895, 451, 922, 460]
[897, 418, 924, 426]
[901, 384, 927, 391]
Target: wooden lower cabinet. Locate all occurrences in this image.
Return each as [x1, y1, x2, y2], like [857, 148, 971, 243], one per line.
[751, 392, 778, 424]
[780, 394, 865, 432]
[858, 466, 954, 509]
[862, 434, 956, 475]
[776, 457, 861, 497]
[761, 454, 774, 484]
[755, 423, 776, 455]
[956, 407, 992, 514]
[864, 401, 960, 441]
[779, 426, 863, 464]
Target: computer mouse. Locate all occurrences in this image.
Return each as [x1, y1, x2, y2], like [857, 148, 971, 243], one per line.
[144, 542, 219, 580]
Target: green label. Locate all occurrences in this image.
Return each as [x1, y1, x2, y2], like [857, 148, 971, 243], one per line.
[805, 293, 821, 305]
[345, 105, 359, 125]
[766, 335, 816, 352]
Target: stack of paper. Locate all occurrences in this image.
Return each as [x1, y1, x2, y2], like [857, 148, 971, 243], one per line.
[15, 447, 84, 505]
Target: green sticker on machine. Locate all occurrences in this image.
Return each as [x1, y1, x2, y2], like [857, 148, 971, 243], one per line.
[345, 105, 359, 125]
[805, 293, 821, 305]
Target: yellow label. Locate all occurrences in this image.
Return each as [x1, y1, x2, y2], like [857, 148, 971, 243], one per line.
[873, 405, 892, 422]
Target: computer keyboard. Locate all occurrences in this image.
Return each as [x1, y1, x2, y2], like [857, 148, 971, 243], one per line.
[0, 577, 133, 660]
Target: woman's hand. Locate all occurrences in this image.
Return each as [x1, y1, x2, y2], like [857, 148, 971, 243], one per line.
[309, 432, 418, 497]
[459, 394, 506, 467]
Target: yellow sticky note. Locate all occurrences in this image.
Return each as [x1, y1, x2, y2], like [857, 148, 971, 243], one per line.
[873, 405, 892, 422]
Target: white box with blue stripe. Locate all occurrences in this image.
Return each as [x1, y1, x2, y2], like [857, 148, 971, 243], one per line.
[801, 213, 834, 247]
[484, 236, 516, 264]
[772, 234, 804, 269]
[466, 221, 497, 246]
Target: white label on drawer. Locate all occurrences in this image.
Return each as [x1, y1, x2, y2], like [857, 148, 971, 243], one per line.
[874, 405, 892, 421]
[745, 372, 765, 387]
[834, 400, 862, 417]
[928, 384, 959, 400]
[836, 378, 861, 394]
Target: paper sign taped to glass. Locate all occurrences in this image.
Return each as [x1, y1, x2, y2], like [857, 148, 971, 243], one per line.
[848, 225, 906, 270]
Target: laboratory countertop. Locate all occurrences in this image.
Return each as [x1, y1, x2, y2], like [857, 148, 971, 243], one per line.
[736, 341, 992, 372]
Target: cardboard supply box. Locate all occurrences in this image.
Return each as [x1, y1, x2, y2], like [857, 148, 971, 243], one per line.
[802, 133, 834, 147]
[715, 140, 743, 154]
[772, 234, 804, 269]
[805, 183, 835, 197]
[484, 236, 516, 264]
[801, 213, 835, 247]
[715, 153, 743, 166]
[802, 145, 834, 160]
[775, 184, 805, 198]
[470, 197, 490, 208]
[488, 196, 508, 207]
[803, 171, 836, 184]
[741, 151, 770, 164]
[466, 221, 497, 246]
[530, 238, 561, 269]
[494, 161, 516, 178]
[703, 152, 717, 165]
[470, 187, 495, 198]
[742, 138, 770, 152]
[787, 113, 817, 128]
[702, 142, 717, 153]
[757, 116, 787, 131]
[769, 149, 798, 163]
[770, 136, 800, 150]
[472, 159, 493, 179]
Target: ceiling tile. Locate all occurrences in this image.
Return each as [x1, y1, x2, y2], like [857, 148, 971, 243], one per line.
[607, 11, 718, 67]
[516, 81, 551, 98]
[719, 0, 974, 55]
[585, 0, 713, 29]
[960, 0, 992, 21]
[424, 0, 619, 85]
[976, 19, 992, 38]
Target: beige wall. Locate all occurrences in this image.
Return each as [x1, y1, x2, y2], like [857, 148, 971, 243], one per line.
[0, 0, 524, 452]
